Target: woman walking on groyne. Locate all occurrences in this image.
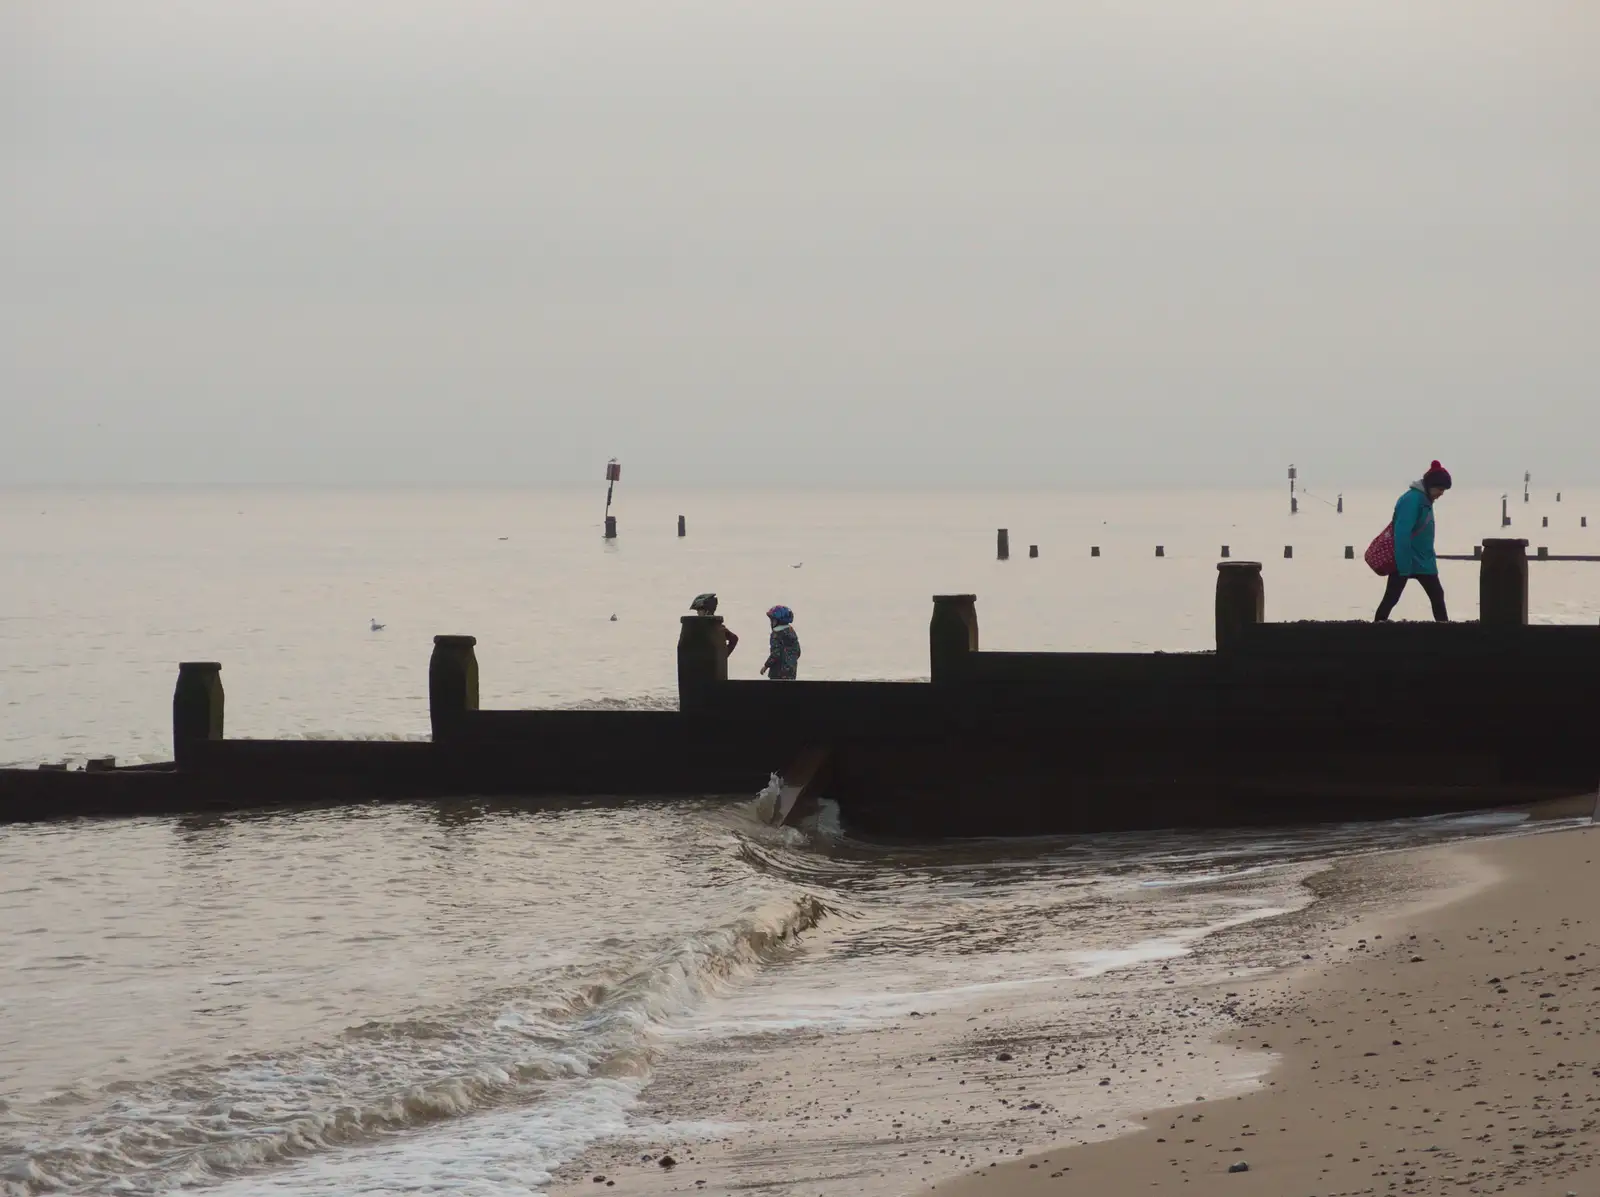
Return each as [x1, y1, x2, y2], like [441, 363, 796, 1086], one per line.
[1372, 460, 1452, 622]
[761, 605, 802, 680]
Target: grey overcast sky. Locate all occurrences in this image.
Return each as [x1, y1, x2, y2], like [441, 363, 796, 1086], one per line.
[2, 0, 1595, 488]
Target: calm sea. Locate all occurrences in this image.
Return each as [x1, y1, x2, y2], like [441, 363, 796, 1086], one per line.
[1, 487, 1595, 1196]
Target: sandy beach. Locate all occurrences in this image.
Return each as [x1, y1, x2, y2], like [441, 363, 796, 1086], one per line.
[928, 820, 1600, 1197]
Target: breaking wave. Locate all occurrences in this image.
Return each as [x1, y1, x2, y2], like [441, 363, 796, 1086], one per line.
[1, 893, 832, 1196]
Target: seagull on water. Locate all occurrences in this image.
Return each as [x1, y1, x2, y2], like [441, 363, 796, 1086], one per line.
[370, 618, 386, 632]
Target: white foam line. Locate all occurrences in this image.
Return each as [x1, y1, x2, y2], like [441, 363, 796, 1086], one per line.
[672, 897, 1309, 1038]
[194, 1079, 645, 1197]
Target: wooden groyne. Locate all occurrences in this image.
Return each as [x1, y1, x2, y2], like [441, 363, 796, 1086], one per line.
[3, 538, 1595, 835]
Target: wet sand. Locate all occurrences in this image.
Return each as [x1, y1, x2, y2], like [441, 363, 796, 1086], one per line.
[929, 821, 1600, 1196]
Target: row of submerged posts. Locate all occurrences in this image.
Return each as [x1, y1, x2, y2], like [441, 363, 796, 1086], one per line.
[999, 531, 1591, 561]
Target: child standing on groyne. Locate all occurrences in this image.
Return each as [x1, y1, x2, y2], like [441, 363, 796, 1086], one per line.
[1373, 460, 1452, 622]
[761, 605, 802, 680]
[689, 593, 738, 655]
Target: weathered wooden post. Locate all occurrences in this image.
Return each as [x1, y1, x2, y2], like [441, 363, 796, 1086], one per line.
[677, 614, 728, 712]
[1091, 546, 1101, 557]
[1537, 546, 1549, 559]
[678, 515, 686, 537]
[429, 635, 480, 740]
[1028, 544, 1039, 558]
[1220, 545, 1230, 558]
[1215, 562, 1264, 654]
[1479, 539, 1528, 627]
[997, 529, 1010, 560]
[1344, 545, 1354, 559]
[1283, 545, 1293, 559]
[930, 594, 979, 684]
[1155, 545, 1165, 558]
[173, 662, 223, 768]
[1542, 516, 1549, 528]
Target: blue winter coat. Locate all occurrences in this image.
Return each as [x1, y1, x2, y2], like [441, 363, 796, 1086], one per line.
[1391, 483, 1438, 577]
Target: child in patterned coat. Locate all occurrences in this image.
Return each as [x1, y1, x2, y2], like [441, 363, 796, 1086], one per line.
[760, 605, 801, 680]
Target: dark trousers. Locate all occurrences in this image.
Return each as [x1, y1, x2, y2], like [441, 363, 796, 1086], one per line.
[1375, 573, 1448, 622]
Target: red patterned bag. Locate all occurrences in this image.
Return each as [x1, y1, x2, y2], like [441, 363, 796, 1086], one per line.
[1364, 522, 1396, 576]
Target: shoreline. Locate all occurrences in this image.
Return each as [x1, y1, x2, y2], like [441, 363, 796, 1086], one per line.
[541, 810, 1594, 1197]
[924, 818, 1600, 1196]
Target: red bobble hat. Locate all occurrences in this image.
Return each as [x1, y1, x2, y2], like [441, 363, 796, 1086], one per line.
[1422, 460, 1452, 490]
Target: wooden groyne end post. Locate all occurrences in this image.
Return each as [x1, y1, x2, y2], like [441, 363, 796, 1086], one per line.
[1479, 539, 1529, 627]
[677, 614, 729, 712]
[429, 635, 480, 740]
[930, 594, 979, 684]
[773, 745, 833, 827]
[173, 662, 223, 768]
[678, 515, 686, 537]
[1215, 561, 1264, 654]
[997, 529, 1010, 560]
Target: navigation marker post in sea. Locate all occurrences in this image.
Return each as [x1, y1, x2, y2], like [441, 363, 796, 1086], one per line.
[604, 459, 621, 539]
